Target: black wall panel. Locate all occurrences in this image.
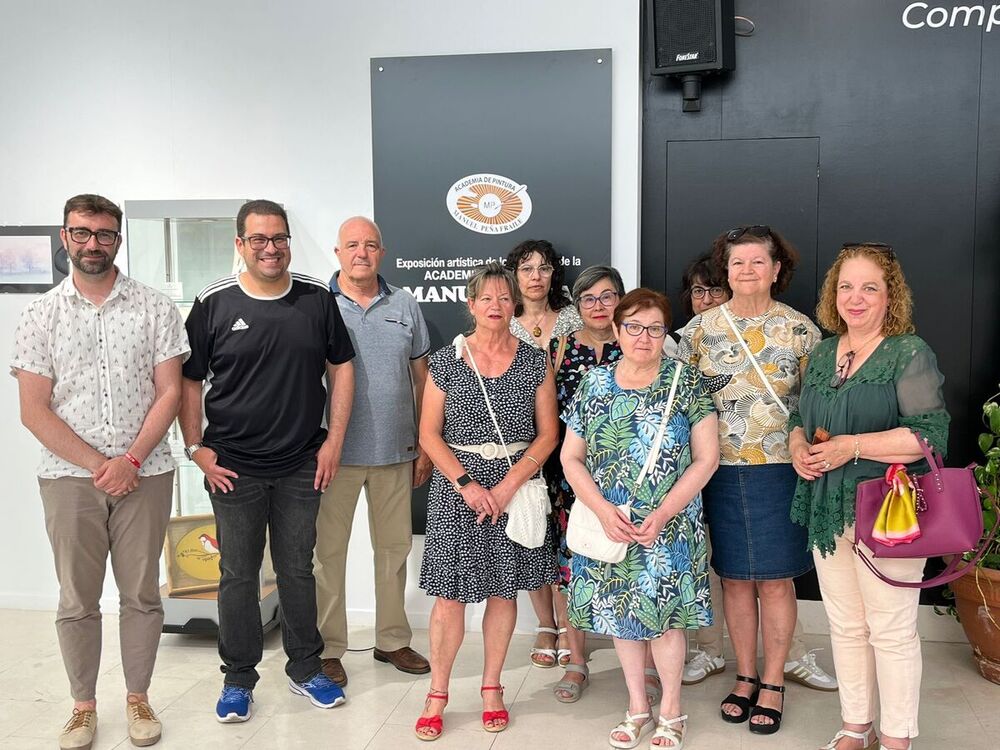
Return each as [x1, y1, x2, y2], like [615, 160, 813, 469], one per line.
[642, 0, 1000, 464]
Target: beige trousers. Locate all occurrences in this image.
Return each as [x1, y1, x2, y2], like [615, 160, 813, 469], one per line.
[315, 462, 414, 658]
[38, 472, 174, 701]
[813, 527, 924, 738]
[690, 535, 808, 660]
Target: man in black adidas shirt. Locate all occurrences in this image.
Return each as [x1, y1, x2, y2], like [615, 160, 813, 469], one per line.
[179, 199, 355, 722]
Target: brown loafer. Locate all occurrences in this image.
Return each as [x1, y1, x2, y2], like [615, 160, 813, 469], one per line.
[373, 646, 430, 675]
[321, 658, 348, 687]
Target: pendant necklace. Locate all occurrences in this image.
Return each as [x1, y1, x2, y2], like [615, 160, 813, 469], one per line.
[530, 305, 549, 338]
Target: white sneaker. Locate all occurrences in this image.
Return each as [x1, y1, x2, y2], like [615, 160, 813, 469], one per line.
[784, 649, 839, 691]
[681, 649, 726, 685]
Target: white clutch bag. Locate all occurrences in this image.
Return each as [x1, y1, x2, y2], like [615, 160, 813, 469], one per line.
[566, 500, 631, 563]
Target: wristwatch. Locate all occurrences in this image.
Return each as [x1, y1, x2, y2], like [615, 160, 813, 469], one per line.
[453, 473, 473, 492]
[184, 442, 204, 460]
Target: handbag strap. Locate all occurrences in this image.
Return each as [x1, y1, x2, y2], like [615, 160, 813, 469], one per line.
[718, 304, 789, 417]
[634, 363, 683, 491]
[552, 334, 569, 371]
[852, 487, 1000, 588]
[454, 334, 516, 470]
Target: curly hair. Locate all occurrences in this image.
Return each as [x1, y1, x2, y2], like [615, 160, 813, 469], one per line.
[503, 239, 572, 315]
[816, 245, 914, 336]
[710, 226, 798, 296]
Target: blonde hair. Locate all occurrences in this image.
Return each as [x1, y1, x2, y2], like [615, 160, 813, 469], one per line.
[816, 245, 914, 336]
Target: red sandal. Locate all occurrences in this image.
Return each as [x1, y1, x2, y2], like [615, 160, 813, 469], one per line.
[480, 685, 509, 733]
[414, 691, 448, 742]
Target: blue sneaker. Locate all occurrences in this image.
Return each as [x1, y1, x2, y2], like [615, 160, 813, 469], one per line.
[288, 672, 346, 708]
[216, 685, 253, 723]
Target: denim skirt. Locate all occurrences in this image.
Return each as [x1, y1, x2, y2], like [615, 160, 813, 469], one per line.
[702, 463, 813, 580]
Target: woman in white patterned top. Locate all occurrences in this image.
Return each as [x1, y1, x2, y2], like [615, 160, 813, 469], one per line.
[503, 239, 582, 670]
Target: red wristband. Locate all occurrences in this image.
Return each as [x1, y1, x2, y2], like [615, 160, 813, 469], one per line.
[124, 452, 141, 469]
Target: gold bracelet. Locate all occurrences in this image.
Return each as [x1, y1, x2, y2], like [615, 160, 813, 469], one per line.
[853, 436, 861, 465]
[524, 454, 540, 468]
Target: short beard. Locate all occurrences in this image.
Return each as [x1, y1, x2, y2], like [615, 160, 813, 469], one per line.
[70, 251, 113, 275]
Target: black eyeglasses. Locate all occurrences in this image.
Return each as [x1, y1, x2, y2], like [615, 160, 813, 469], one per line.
[578, 290, 619, 309]
[726, 225, 771, 243]
[240, 234, 291, 251]
[830, 351, 856, 389]
[690, 285, 726, 300]
[621, 322, 667, 339]
[65, 227, 120, 246]
[841, 242, 895, 261]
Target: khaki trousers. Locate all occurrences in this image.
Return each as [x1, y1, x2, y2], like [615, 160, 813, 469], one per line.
[38, 472, 174, 701]
[689, 535, 808, 660]
[315, 462, 413, 658]
[813, 527, 924, 739]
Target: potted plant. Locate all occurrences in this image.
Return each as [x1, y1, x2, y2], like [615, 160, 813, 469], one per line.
[945, 388, 1000, 683]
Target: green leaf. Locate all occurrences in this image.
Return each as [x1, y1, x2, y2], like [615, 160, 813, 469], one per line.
[990, 406, 1000, 437]
[980, 433, 995, 455]
[975, 466, 989, 486]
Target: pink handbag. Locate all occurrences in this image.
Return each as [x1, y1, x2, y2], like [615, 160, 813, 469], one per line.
[853, 433, 1000, 588]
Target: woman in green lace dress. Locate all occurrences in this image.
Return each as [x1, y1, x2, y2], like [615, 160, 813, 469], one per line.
[788, 244, 949, 750]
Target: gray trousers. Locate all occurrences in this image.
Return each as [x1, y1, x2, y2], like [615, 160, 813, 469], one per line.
[39, 472, 174, 701]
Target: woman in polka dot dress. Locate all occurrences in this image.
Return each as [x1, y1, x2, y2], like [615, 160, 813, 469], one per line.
[414, 263, 559, 740]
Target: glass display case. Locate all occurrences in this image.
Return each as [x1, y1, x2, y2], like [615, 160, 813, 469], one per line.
[124, 199, 279, 633]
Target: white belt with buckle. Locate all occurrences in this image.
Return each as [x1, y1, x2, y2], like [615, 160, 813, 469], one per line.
[448, 441, 531, 460]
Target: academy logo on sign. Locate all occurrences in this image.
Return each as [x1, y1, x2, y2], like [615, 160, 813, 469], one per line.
[446, 173, 533, 234]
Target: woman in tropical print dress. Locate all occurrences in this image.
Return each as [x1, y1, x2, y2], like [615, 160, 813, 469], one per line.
[562, 289, 719, 750]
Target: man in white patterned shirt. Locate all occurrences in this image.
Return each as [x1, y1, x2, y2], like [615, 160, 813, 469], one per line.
[11, 194, 190, 750]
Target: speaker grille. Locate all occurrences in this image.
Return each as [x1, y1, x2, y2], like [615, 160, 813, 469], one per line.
[653, 0, 718, 69]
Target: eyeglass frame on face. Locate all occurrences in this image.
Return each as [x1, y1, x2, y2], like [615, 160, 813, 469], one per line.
[690, 285, 726, 300]
[578, 290, 619, 309]
[64, 227, 120, 246]
[726, 225, 771, 243]
[620, 321, 667, 339]
[240, 234, 292, 251]
[516, 263, 554, 277]
[841, 241, 895, 261]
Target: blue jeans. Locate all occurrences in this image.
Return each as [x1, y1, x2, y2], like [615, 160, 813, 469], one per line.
[210, 460, 323, 688]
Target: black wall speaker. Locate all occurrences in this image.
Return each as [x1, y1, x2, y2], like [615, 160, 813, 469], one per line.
[648, 0, 736, 76]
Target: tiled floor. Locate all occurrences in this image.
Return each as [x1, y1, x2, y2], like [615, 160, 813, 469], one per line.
[0, 609, 996, 749]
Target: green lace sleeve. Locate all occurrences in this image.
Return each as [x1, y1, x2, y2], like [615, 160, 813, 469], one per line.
[895, 339, 950, 456]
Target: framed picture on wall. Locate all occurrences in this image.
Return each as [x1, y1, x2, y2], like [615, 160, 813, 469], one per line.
[0, 226, 66, 293]
[163, 513, 221, 596]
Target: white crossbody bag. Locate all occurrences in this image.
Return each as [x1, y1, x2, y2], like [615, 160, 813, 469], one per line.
[455, 335, 550, 549]
[718, 304, 789, 417]
[565, 364, 682, 564]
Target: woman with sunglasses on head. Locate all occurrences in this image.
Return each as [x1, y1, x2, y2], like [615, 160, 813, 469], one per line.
[673, 257, 838, 692]
[788, 244, 948, 750]
[503, 240, 583, 670]
[545, 266, 627, 704]
[678, 225, 820, 736]
[563, 288, 718, 750]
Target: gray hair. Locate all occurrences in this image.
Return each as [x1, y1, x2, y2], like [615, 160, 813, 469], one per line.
[572, 265, 626, 308]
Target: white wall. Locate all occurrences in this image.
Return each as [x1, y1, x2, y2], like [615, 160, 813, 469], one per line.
[0, 1, 641, 631]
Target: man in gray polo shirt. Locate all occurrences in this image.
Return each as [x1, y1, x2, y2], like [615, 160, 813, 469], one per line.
[315, 216, 432, 685]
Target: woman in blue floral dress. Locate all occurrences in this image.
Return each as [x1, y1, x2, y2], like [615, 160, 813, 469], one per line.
[562, 289, 719, 749]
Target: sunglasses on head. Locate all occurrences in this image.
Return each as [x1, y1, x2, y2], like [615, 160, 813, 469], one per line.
[726, 225, 771, 243]
[841, 241, 895, 261]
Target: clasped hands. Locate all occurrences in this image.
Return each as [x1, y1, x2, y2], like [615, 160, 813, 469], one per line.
[92, 455, 140, 497]
[598, 501, 669, 548]
[791, 433, 855, 481]
[459, 479, 516, 525]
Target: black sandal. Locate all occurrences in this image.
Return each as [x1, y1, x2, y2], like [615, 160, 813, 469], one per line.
[748, 682, 785, 735]
[719, 674, 759, 724]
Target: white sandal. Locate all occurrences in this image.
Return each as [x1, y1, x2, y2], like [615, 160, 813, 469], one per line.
[819, 727, 878, 750]
[530, 626, 558, 668]
[644, 668, 662, 707]
[556, 626, 571, 666]
[609, 710, 652, 749]
[650, 714, 686, 749]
